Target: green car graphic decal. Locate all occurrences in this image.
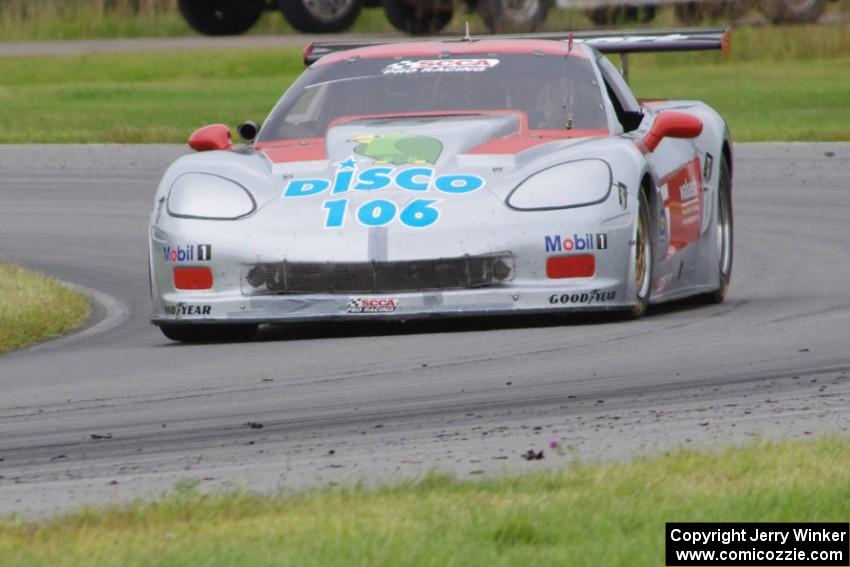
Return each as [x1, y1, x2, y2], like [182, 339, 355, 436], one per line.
[351, 132, 443, 165]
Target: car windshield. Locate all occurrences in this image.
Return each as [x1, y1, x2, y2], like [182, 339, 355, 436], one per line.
[258, 52, 607, 143]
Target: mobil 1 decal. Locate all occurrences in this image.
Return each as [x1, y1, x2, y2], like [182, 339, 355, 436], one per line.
[281, 155, 484, 229]
[661, 157, 703, 255]
[163, 244, 212, 263]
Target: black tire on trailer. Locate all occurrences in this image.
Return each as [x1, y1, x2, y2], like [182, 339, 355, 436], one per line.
[702, 157, 734, 304]
[627, 187, 653, 319]
[673, 2, 704, 25]
[159, 323, 258, 343]
[587, 5, 655, 26]
[279, 0, 362, 33]
[705, 0, 752, 21]
[675, 0, 752, 24]
[758, 0, 827, 24]
[363, 0, 382, 6]
[478, 0, 552, 33]
[382, 0, 453, 35]
[177, 0, 265, 36]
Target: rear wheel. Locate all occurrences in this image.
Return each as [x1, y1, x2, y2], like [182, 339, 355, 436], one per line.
[703, 158, 734, 303]
[674, 1, 752, 24]
[382, 0, 453, 35]
[588, 5, 655, 26]
[477, 0, 552, 33]
[628, 189, 653, 319]
[177, 0, 264, 36]
[279, 0, 362, 33]
[159, 323, 258, 343]
[758, 0, 827, 23]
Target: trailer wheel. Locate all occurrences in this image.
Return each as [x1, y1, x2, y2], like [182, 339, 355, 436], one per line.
[758, 0, 827, 23]
[478, 0, 552, 33]
[178, 0, 264, 36]
[279, 0, 362, 33]
[587, 5, 656, 26]
[675, 0, 752, 24]
[382, 0, 453, 35]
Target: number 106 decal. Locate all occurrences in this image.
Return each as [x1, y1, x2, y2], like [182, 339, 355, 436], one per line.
[323, 198, 441, 229]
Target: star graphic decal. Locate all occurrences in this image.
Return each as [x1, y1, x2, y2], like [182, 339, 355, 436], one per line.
[338, 157, 357, 170]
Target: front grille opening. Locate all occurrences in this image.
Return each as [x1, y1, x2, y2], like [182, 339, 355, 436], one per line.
[243, 253, 513, 295]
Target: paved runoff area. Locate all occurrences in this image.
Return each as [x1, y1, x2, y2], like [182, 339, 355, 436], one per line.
[1, 143, 850, 517]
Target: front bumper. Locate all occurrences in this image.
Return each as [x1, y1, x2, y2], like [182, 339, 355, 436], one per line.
[150, 190, 638, 325]
[152, 283, 626, 325]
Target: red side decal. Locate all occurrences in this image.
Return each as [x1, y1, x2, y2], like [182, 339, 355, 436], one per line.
[661, 157, 703, 252]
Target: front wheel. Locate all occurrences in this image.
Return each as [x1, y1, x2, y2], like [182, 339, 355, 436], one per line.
[702, 158, 734, 303]
[478, 0, 552, 33]
[159, 323, 258, 343]
[627, 189, 653, 319]
[279, 0, 362, 33]
[382, 0, 453, 35]
[177, 0, 265, 36]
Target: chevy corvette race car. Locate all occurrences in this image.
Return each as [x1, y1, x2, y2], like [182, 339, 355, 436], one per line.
[149, 28, 734, 342]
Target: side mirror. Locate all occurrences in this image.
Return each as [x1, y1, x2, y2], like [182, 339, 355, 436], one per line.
[642, 112, 703, 153]
[237, 121, 260, 143]
[188, 124, 232, 152]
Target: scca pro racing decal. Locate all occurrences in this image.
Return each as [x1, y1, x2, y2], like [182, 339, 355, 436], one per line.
[163, 244, 211, 263]
[382, 59, 499, 75]
[549, 290, 616, 305]
[282, 157, 484, 229]
[347, 297, 399, 314]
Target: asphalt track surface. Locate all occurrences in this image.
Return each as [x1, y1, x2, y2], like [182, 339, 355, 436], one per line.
[1, 143, 849, 517]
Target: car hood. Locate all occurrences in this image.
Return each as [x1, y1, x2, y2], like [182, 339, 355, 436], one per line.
[158, 114, 632, 243]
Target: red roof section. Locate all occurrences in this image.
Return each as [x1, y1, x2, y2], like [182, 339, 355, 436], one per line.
[314, 39, 588, 66]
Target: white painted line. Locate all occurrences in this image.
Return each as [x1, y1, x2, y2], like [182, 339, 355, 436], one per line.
[26, 281, 130, 352]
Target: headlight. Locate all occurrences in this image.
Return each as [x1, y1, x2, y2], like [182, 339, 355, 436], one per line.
[167, 173, 256, 220]
[506, 159, 612, 211]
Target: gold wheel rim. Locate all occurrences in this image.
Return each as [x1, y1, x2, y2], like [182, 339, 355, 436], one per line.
[635, 211, 648, 296]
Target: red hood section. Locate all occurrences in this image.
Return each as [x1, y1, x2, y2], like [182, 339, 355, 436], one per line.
[467, 128, 608, 155]
[256, 138, 326, 164]
[257, 115, 608, 164]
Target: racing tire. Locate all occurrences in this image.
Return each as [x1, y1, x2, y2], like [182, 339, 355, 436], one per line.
[587, 5, 655, 26]
[478, 0, 552, 33]
[382, 0, 453, 35]
[177, 0, 265, 36]
[757, 0, 827, 24]
[279, 0, 362, 34]
[674, 1, 751, 24]
[627, 188, 653, 319]
[702, 158, 734, 304]
[159, 323, 258, 343]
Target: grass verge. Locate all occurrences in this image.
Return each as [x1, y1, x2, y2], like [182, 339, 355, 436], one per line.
[0, 24, 849, 143]
[1, 437, 848, 566]
[0, 263, 90, 354]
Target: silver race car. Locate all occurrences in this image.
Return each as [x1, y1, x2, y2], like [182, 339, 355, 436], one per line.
[149, 28, 734, 341]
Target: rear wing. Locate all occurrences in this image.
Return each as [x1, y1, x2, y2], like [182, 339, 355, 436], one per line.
[303, 27, 731, 67]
